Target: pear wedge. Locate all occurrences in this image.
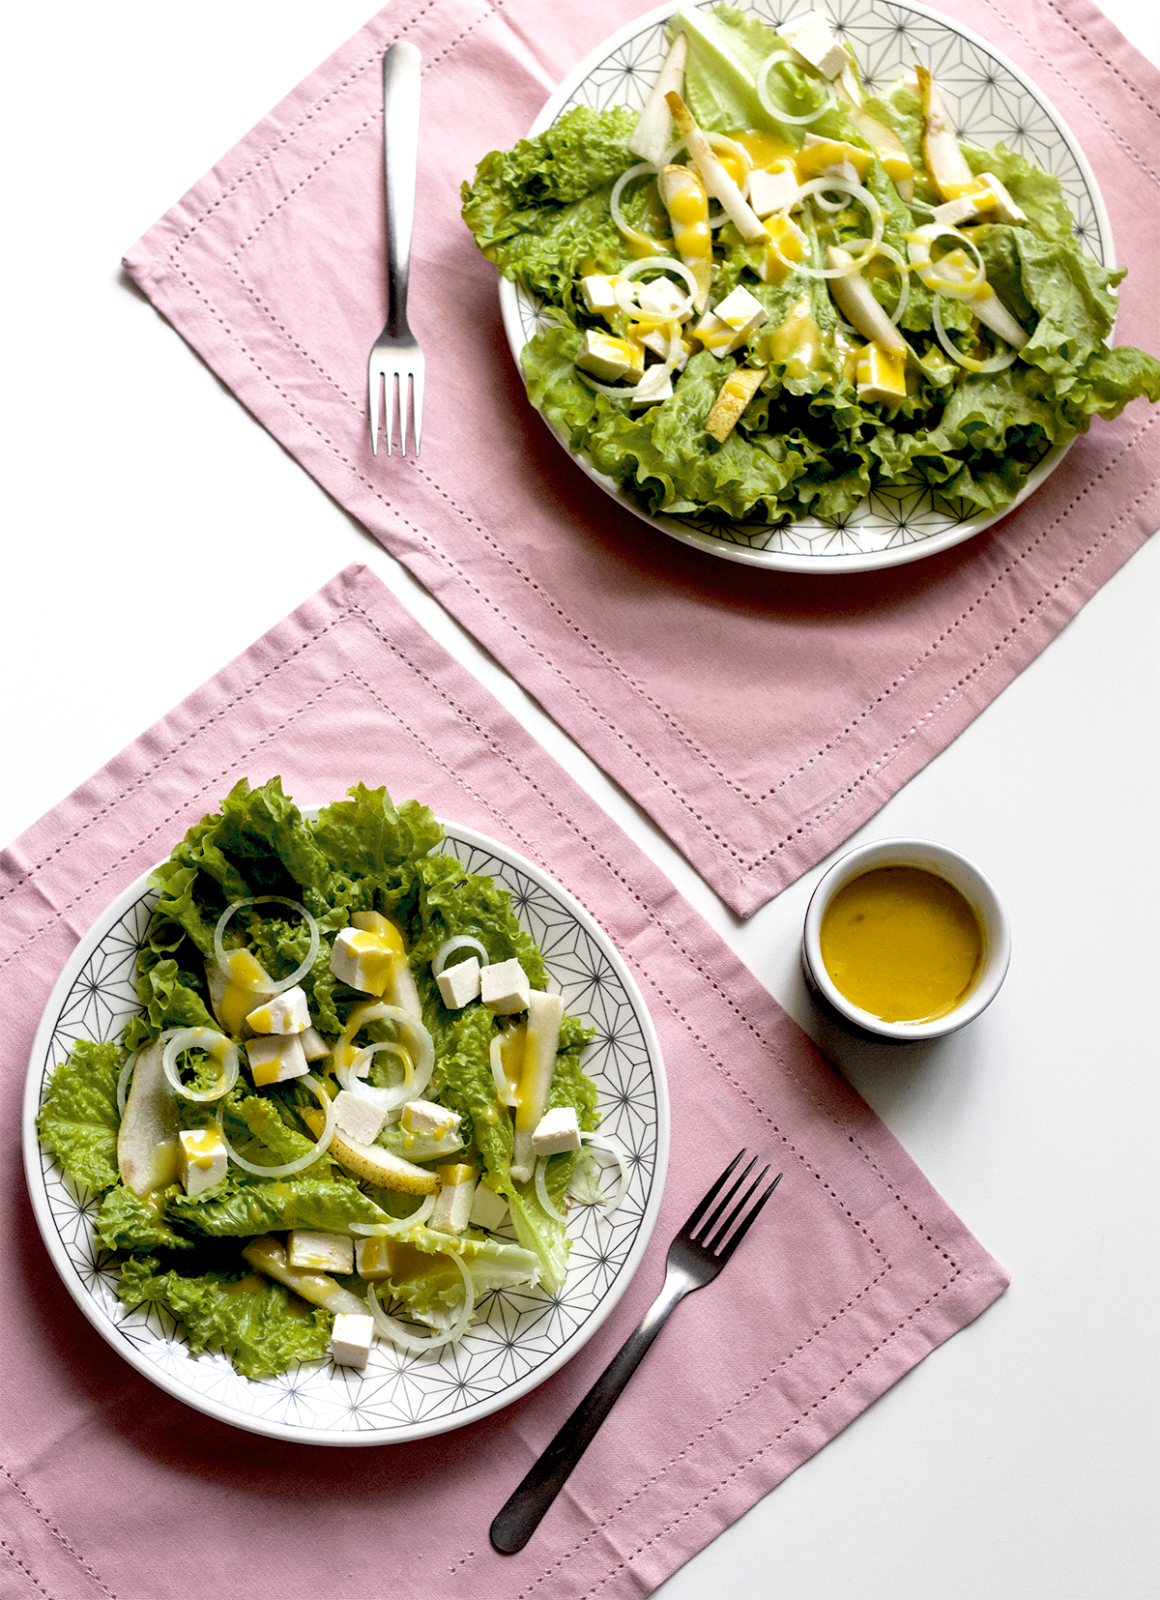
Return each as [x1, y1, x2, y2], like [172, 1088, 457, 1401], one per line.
[117, 1042, 181, 1197]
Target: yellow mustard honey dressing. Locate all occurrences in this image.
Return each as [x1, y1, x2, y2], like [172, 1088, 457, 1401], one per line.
[820, 866, 983, 1022]
[728, 129, 796, 167]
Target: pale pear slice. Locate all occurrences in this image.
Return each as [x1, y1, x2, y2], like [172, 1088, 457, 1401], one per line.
[117, 1041, 181, 1196]
[916, 65, 975, 201]
[827, 247, 907, 356]
[300, 1108, 438, 1194]
[510, 991, 566, 1183]
[241, 1235, 366, 1316]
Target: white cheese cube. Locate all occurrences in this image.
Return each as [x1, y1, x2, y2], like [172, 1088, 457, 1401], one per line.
[931, 195, 981, 228]
[634, 276, 687, 318]
[575, 330, 643, 384]
[640, 327, 691, 369]
[245, 985, 310, 1035]
[747, 162, 799, 218]
[696, 286, 768, 358]
[355, 1236, 392, 1280]
[855, 342, 907, 405]
[436, 956, 481, 1009]
[780, 10, 849, 78]
[977, 173, 1026, 223]
[430, 1169, 477, 1235]
[246, 1032, 309, 1086]
[300, 1025, 330, 1062]
[329, 926, 394, 996]
[178, 1127, 228, 1197]
[401, 1099, 461, 1141]
[333, 1088, 387, 1145]
[933, 174, 1027, 228]
[580, 273, 619, 315]
[531, 1106, 582, 1158]
[630, 365, 674, 406]
[287, 1230, 355, 1275]
[480, 958, 532, 1015]
[330, 1311, 375, 1369]
[469, 1184, 510, 1232]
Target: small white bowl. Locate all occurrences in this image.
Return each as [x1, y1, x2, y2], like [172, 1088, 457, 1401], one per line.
[802, 838, 1011, 1042]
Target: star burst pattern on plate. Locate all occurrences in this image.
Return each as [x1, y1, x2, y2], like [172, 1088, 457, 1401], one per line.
[502, 0, 1112, 572]
[25, 824, 668, 1445]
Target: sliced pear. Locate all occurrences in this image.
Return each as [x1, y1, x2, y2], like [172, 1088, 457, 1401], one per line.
[916, 65, 975, 201]
[301, 1107, 438, 1194]
[826, 247, 907, 357]
[510, 991, 565, 1183]
[117, 1041, 181, 1197]
[659, 164, 713, 313]
[665, 92, 769, 244]
[705, 365, 766, 443]
[241, 1235, 366, 1315]
[628, 30, 688, 167]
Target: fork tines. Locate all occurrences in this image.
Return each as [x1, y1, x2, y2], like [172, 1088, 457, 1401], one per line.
[689, 1150, 783, 1260]
[370, 366, 424, 458]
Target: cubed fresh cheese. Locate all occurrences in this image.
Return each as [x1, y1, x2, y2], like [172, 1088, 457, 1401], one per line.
[799, 135, 873, 181]
[634, 275, 687, 319]
[747, 162, 799, 218]
[855, 342, 907, 405]
[640, 327, 691, 369]
[580, 273, 619, 315]
[780, 10, 849, 78]
[530, 1106, 582, 1158]
[933, 173, 1026, 227]
[401, 1099, 461, 1142]
[329, 926, 394, 996]
[575, 330, 645, 384]
[287, 1230, 355, 1275]
[245, 985, 310, 1035]
[178, 1127, 228, 1197]
[931, 194, 982, 228]
[480, 959, 531, 1015]
[629, 364, 674, 406]
[430, 1164, 477, 1235]
[469, 1183, 510, 1232]
[695, 286, 768, 357]
[355, 1236, 393, 1280]
[246, 1032, 309, 1086]
[330, 1311, 375, 1369]
[436, 956, 481, 1009]
[300, 1026, 330, 1062]
[333, 1088, 387, 1145]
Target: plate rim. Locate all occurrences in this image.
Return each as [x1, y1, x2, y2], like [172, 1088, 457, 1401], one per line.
[497, 0, 1116, 574]
[22, 816, 670, 1447]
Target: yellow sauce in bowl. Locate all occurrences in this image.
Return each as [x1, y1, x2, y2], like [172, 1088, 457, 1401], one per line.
[819, 866, 983, 1023]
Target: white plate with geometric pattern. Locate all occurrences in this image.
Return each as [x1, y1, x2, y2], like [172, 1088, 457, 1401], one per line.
[500, 0, 1114, 572]
[22, 822, 668, 1445]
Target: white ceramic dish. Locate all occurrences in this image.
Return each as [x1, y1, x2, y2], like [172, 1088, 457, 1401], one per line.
[500, 0, 1114, 573]
[23, 820, 668, 1445]
[801, 836, 1011, 1039]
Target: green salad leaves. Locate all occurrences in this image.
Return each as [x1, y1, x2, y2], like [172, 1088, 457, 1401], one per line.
[38, 778, 598, 1380]
[461, 3, 1159, 529]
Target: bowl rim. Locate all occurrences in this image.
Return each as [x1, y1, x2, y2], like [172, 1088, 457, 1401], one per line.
[802, 837, 1012, 1040]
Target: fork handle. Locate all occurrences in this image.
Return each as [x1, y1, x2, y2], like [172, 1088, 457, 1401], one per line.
[382, 42, 421, 337]
[489, 1268, 690, 1554]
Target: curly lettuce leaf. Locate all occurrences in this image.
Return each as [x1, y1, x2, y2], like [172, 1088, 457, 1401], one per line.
[97, 1183, 194, 1253]
[117, 1256, 331, 1380]
[36, 1040, 123, 1195]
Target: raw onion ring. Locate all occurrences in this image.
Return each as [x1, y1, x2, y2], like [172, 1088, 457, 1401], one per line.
[932, 297, 1018, 372]
[213, 896, 320, 996]
[350, 1194, 437, 1235]
[334, 1002, 435, 1102]
[609, 162, 668, 256]
[490, 1031, 519, 1107]
[534, 1157, 568, 1223]
[431, 935, 489, 978]
[907, 224, 986, 297]
[770, 177, 882, 277]
[116, 1051, 137, 1118]
[578, 1133, 631, 1217]
[161, 1026, 239, 1102]
[756, 47, 834, 127]
[367, 1247, 475, 1352]
[216, 1070, 336, 1177]
[343, 1039, 414, 1116]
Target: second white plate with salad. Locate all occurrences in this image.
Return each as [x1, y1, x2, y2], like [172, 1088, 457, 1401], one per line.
[495, 0, 1117, 572]
[23, 801, 668, 1447]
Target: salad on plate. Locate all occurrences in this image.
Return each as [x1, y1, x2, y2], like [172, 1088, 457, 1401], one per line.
[462, 4, 1159, 534]
[35, 779, 626, 1382]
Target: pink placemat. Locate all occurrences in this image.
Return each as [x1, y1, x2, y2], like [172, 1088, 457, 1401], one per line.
[3, 565, 1007, 1600]
[121, 0, 1160, 917]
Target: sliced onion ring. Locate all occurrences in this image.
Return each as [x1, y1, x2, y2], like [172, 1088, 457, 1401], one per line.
[932, 296, 1017, 373]
[617, 254, 698, 318]
[161, 1027, 239, 1103]
[367, 1246, 475, 1352]
[757, 47, 834, 126]
[350, 1195, 437, 1236]
[534, 1157, 568, 1223]
[213, 896, 320, 996]
[792, 177, 883, 276]
[431, 936, 489, 978]
[907, 223, 986, 296]
[344, 1039, 414, 1116]
[490, 1032, 519, 1107]
[579, 1133, 631, 1217]
[609, 161, 668, 255]
[216, 1070, 335, 1178]
[116, 1051, 138, 1118]
[335, 1002, 435, 1102]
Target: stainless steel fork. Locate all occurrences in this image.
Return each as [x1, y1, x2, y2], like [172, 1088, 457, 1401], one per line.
[368, 42, 424, 457]
[490, 1150, 783, 1553]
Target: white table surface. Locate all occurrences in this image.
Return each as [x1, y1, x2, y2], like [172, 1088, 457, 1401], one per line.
[5, 3, 1157, 1596]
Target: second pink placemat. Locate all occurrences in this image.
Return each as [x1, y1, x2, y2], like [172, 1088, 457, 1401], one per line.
[123, 0, 1160, 915]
